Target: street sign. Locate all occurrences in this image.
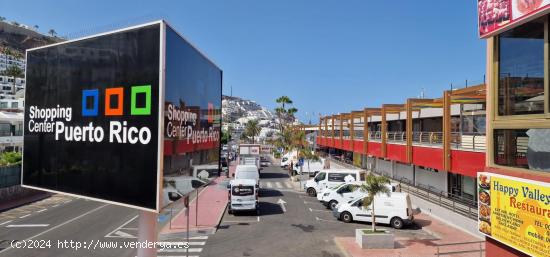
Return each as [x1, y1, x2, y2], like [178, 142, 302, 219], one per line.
[23, 21, 222, 213]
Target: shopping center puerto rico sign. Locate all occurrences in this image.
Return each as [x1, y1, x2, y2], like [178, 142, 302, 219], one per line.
[477, 172, 550, 257]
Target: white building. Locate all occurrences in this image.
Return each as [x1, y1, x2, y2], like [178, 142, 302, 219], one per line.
[0, 53, 25, 73]
[0, 76, 25, 95]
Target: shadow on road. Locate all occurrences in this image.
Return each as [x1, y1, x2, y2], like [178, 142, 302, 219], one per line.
[258, 202, 284, 216]
[260, 189, 284, 197]
[260, 172, 289, 179]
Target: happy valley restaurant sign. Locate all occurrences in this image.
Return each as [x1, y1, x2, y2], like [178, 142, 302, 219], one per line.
[478, 172, 550, 257]
[479, 0, 550, 38]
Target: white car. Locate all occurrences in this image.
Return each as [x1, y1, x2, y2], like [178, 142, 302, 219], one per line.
[293, 159, 324, 176]
[318, 182, 364, 209]
[304, 169, 366, 197]
[333, 192, 414, 229]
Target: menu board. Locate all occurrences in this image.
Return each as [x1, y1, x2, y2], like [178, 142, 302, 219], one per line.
[478, 172, 550, 257]
[478, 0, 550, 38]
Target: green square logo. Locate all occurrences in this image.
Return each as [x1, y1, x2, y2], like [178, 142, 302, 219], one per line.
[131, 85, 151, 115]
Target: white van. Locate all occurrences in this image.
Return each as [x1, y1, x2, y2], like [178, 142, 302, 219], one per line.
[333, 192, 414, 229]
[304, 169, 366, 197]
[319, 182, 401, 209]
[228, 179, 259, 214]
[294, 159, 324, 176]
[234, 164, 260, 188]
[280, 150, 297, 168]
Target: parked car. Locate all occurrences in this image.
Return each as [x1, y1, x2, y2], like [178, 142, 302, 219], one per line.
[333, 192, 414, 229]
[228, 178, 259, 214]
[260, 156, 270, 167]
[319, 182, 401, 210]
[318, 182, 364, 209]
[162, 176, 207, 207]
[304, 169, 366, 197]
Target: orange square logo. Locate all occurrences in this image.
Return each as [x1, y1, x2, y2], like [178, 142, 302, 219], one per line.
[105, 87, 124, 116]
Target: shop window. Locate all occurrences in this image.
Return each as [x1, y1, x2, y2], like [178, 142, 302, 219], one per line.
[498, 19, 544, 116]
[494, 129, 550, 172]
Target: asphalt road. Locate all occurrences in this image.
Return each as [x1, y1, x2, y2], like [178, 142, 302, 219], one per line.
[201, 165, 431, 257]
[0, 164, 433, 257]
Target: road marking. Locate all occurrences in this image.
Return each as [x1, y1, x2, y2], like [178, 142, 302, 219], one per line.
[159, 248, 203, 252]
[275, 182, 283, 188]
[257, 216, 260, 222]
[309, 208, 331, 213]
[315, 216, 340, 223]
[0, 204, 107, 254]
[277, 198, 287, 212]
[52, 204, 59, 208]
[6, 224, 49, 228]
[19, 214, 31, 219]
[36, 209, 47, 213]
[189, 236, 208, 240]
[284, 182, 293, 188]
[113, 230, 135, 238]
[266, 182, 273, 188]
[0, 220, 13, 226]
[105, 215, 139, 238]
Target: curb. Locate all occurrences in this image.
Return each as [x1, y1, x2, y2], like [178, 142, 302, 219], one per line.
[0, 192, 52, 212]
[214, 202, 229, 233]
[333, 237, 352, 257]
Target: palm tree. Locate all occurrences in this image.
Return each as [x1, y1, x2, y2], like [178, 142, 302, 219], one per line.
[2, 66, 24, 95]
[360, 174, 391, 232]
[48, 29, 57, 37]
[244, 119, 261, 143]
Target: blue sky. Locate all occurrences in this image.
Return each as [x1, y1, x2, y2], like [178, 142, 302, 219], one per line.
[1, 1, 485, 122]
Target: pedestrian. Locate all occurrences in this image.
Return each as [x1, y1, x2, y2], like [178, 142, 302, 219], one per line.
[289, 160, 294, 176]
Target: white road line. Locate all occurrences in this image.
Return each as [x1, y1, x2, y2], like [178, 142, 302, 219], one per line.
[189, 236, 208, 240]
[309, 208, 331, 213]
[266, 182, 273, 188]
[52, 204, 59, 208]
[19, 214, 31, 219]
[36, 209, 47, 213]
[105, 215, 139, 238]
[257, 216, 260, 222]
[159, 248, 203, 252]
[284, 182, 292, 188]
[275, 182, 283, 188]
[0, 204, 108, 254]
[0, 220, 13, 226]
[315, 216, 340, 223]
[6, 224, 49, 228]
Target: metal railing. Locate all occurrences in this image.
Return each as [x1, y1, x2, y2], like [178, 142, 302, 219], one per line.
[451, 132, 486, 152]
[396, 177, 478, 220]
[386, 131, 407, 143]
[436, 241, 485, 257]
[322, 131, 486, 152]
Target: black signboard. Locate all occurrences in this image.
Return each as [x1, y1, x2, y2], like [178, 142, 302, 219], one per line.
[23, 21, 221, 212]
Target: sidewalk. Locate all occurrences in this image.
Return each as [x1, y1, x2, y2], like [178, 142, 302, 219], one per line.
[335, 213, 485, 257]
[161, 175, 229, 234]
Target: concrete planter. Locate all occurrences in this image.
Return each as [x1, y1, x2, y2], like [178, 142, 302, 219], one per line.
[355, 229, 395, 249]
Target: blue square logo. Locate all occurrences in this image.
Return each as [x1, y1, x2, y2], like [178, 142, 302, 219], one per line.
[82, 89, 99, 116]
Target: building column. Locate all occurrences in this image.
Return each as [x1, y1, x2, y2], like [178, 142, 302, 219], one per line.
[443, 90, 451, 171]
[381, 107, 387, 158]
[406, 99, 413, 164]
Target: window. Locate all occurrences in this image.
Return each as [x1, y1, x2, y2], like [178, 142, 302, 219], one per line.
[498, 19, 544, 116]
[494, 129, 550, 172]
[11, 102, 17, 108]
[0, 102, 7, 108]
[315, 172, 326, 181]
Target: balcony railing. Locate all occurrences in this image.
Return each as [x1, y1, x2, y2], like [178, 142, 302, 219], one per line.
[321, 131, 486, 152]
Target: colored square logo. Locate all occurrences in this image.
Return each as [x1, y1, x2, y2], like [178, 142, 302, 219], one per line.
[105, 87, 124, 116]
[82, 89, 99, 116]
[131, 85, 151, 115]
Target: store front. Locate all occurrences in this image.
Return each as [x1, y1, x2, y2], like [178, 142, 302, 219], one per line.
[479, 2, 550, 256]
